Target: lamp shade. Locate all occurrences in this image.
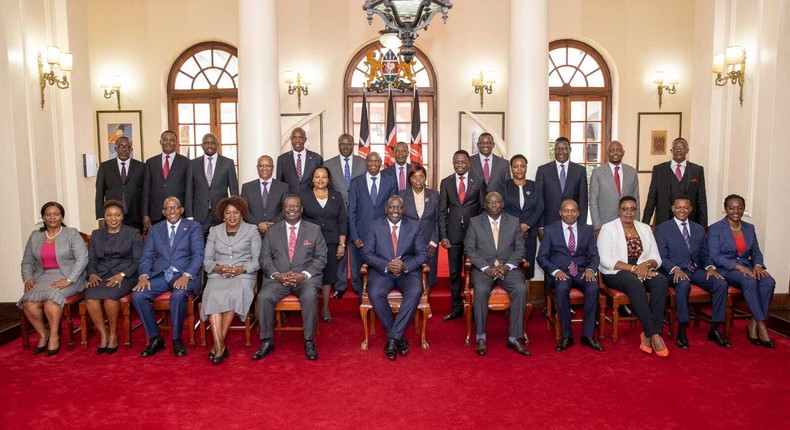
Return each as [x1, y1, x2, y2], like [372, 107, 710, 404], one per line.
[379, 30, 402, 51]
[59, 53, 73, 71]
[725, 46, 745, 65]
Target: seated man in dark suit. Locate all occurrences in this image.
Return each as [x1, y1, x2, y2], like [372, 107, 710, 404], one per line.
[241, 155, 288, 236]
[655, 196, 730, 349]
[94, 136, 145, 232]
[253, 195, 327, 361]
[362, 196, 427, 360]
[464, 192, 530, 356]
[132, 196, 204, 357]
[537, 199, 604, 352]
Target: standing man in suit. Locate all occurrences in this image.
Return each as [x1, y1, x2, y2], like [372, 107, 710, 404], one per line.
[381, 141, 412, 193]
[464, 192, 530, 356]
[241, 155, 288, 236]
[348, 152, 398, 296]
[535, 137, 588, 229]
[362, 196, 428, 360]
[252, 195, 327, 361]
[590, 141, 640, 230]
[537, 199, 604, 352]
[277, 127, 323, 194]
[469, 133, 510, 197]
[655, 196, 730, 349]
[95, 136, 145, 232]
[142, 130, 189, 230]
[439, 150, 486, 321]
[132, 197, 204, 358]
[324, 134, 366, 298]
[185, 133, 239, 236]
[643, 137, 708, 226]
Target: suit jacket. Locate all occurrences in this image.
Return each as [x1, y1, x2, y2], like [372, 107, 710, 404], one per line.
[185, 154, 239, 222]
[503, 180, 543, 239]
[655, 219, 712, 275]
[642, 161, 708, 226]
[204, 222, 261, 281]
[87, 225, 143, 279]
[438, 173, 486, 244]
[535, 161, 588, 226]
[589, 163, 640, 230]
[259, 220, 327, 279]
[361, 217, 427, 277]
[324, 155, 366, 206]
[537, 220, 599, 275]
[400, 188, 439, 246]
[21, 227, 88, 291]
[241, 178, 288, 226]
[597, 219, 662, 275]
[142, 153, 189, 224]
[464, 212, 524, 271]
[708, 217, 765, 270]
[469, 153, 511, 197]
[381, 162, 412, 192]
[348, 174, 398, 242]
[277, 150, 323, 194]
[138, 218, 204, 292]
[95, 158, 145, 226]
[300, 189, 348, 244]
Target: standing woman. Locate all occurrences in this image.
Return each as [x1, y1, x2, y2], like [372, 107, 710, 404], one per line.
[19, 202, 88, 356]
[708, 194, 776, 348]
[400, 164, 439, 293]
[300, 166, 347, 323]
[503, 154, 544, 283]
[85, 200, 143, 354]
[201, 196, 261, 364]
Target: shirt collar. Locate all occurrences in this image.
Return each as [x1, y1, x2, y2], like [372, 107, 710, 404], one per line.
[562, 221, 577, 230]
[168, 219, 182, 231]
[673, 160, 688, 168]
[388, 219, 401, 229]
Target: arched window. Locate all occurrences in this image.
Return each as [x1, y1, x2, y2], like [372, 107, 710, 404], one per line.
[344, 42, 438, 187]
[167, 42, 239, 168]
[548, 40, 612, 176]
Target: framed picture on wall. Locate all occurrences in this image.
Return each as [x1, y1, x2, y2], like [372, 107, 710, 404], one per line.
[636, 112, 682, 173]
[96, 110, 144, 162]
[280, 112, 324, 156]
[458, 111, 506, 156]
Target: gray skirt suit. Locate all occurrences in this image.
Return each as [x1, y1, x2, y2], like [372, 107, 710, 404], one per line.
[18, 227, 88, 308]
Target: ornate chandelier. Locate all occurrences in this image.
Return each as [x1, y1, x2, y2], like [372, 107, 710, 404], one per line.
[363, 0, 453, 63]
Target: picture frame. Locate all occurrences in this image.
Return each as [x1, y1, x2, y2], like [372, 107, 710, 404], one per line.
[281, 112, 324, 156]
[458, 111, 506, 156]
[96, 110, 144, 162]
[636, 112, 682, 173]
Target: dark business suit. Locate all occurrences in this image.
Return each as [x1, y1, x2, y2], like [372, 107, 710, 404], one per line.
[470, 153, 510, 197]
[537, 221, 600, 338]
[300, 189, 348, 285]
[655, 219, 728, 324]
[241, 178, 288, 228]
[503, 180, 543, 279]
[257, 220, 327, 341]
[381, 162, 412, 192]
[362, 217, 427, 340]
[643, 161, 708, 226]
[439, 173, 486, 311]
[535, 161, 588, 226]
[708, 218, 775, 321]
[400, 188, 439, 286]
[95, 158, 145, 230]
[277, 150, 323, 194]
[142, 153, 189, 225]
[348, 174, 398, 294]
[185, 154, 239, 234]
[464, 212, 526, 340]
[132, 218, 204, 340]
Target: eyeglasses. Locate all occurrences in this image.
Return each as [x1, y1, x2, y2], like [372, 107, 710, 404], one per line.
[671, 146, 688, 150]
[163, 205, 181, 211]
[115, 144, 131, 150]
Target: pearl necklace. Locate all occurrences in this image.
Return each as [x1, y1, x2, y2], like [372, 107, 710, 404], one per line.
[46, 226, 63, 240]
[730, 222, 742, 231]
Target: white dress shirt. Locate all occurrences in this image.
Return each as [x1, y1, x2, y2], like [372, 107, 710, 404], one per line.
[671, 160, 687, 178]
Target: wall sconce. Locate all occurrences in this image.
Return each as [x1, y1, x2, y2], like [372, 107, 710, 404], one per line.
[285, 71, 309, 111]
[38, 46, 72, 110]
[653, 71, 678, 109]
[101, 76, 122, 110]
[471, 71, 495, 109]
[712, 45, 746, 106]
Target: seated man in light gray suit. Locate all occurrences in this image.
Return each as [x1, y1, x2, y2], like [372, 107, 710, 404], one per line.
[589, 141, 640, 231]
[241, 155, 288, 236]
[464, 192, 530, 357]
[185, 133, 239, 236]
[253, 195, 327, 361]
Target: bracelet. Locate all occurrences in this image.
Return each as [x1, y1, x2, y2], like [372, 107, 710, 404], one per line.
[339, 243, 346, 248]
[630, 265, 637, 272]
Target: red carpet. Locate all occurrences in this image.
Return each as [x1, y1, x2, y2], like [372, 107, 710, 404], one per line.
[1, 311, 789, 429]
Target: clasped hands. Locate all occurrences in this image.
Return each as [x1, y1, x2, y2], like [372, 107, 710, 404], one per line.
[273, 271, 307, 287]
[387, 256, 407, 277]
[631, 262, 658, 282]
[87, 273, 125, 289]
[24, 278, 72, 291]
[484, 264, 510, 280]
[214, 264, 245, 279]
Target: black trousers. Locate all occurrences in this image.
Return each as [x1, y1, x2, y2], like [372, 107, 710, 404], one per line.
[447, 244, 465, 312]
[602, 271, 668, 336]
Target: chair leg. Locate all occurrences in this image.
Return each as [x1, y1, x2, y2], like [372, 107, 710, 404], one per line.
[421, 307, 430, 350]
[464, 302, 472, 345]
[79, 301, 88, 349]
[244, 314, 251, 348]
[524, 303, 532, 344]
[122, 302, 132, 349]
[19, 309, 30, 350]
[554, 311, 561, 341]
[187, 304, 196, 347]
[360, 307, 370, 351]
[668, 295, 676, 339]
[546, 294, 553, 330]
[370, 311, 376, 335]
[64, 304, 74, 348]
[725, 295, 734, 337]
[612, 298, 620, 342]
[598, 295, 606, 341]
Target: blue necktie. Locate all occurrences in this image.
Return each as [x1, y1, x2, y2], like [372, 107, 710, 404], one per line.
[370, 177, 378, 204]
[169, 225, 175, 247]
[165, 225, 176, 282]
[559, 163, 567, 193]
[344, 158, 351, 188]
[682, 222, 696, 272]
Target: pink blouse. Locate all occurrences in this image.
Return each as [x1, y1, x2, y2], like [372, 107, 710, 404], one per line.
[40, 242, 59, 270]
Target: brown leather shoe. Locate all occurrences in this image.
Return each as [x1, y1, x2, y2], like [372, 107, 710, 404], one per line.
[507, 338, 531, 356]
[475, 339, 487, 356]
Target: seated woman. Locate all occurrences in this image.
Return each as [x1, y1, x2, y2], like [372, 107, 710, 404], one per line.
[597, 196, 670, 357]
[201, 196, 261, 364]
[399, 164, 439, 295]
[85, 200, 143, 354]
[708, 194, 776, 348]
[18, 202, 88, 356]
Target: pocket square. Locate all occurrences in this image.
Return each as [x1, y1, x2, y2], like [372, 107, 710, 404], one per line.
[691, 178, 699, 183]
[303, 240, 312, 246]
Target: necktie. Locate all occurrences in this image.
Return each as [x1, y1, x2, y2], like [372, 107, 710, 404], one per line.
[399, 166, 406, 191]
[492, 219, 500, 266]
[344, 157, 351, 187]
[682, 222, 696, 272]
[120, 161, 127, 182]
[296, 153, 303, 181]
[391, 225, 398, 256]
[484, 158, 490, 184]
[120, 161, 128, 214]
[568, 226, 578, 277]
[165, 225, 176, 282]
[458, 176, 466, 202]
[169, 225, 175, 247]
[559, 164, 567, 193]
[614, 165, 621, 195]
[288, 226, 297, 263]
[163, 155, 170, 180]
[206, 156, 214, 185]
[370, 177, 378, 204]
[675, 164, 683, 182]
[261, 181, 269, 210]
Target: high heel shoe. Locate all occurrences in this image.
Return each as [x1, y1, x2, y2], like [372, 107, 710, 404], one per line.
[652, 336, 670, 358]
[106, 346, 118, 354]
[757, 325, 775, 349]
[45, 338, 60, 356]
[639, 332, 653, 354]
[322, 308, 332, 323]
[211, 347, 229, 365]
[746, 326, 760, 345]
[34, 336, 49, 355]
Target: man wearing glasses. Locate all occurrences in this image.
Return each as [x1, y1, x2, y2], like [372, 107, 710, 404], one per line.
[95, 136, 145, 232]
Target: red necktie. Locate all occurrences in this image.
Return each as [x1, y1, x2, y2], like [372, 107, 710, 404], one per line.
[675, 164, 683, 182]
[458, 176, 466, 202]
[163, 155, 170, 180]
[399, 166, 406, 191]
[484, 158, 490, 184]
[391, 225, 398, 256]
[288, 226, 296, 262]
[614, 165, 621, 195]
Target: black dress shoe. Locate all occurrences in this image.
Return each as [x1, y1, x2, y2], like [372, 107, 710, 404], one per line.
[252, 340, 275, 360]
[140, 336, 165, 357]
[34, 344, 48, 355]
[618, 305, 633, 317]
[746, 326, 760, 345]
[384, 339, 398, 360]
[707, 330, 732, 348]
[443, 310, 463, 322]
[172, 339, 187, 357]
[106, 346, 118, 355]
[397, 339, 410, 356]
[333, 290, 345, 299]
[581, 336, 605, 352]
[555, 337, 574, 352]
[759, 339, 775, 349]
[676, 332, 689, 350]
[305, 340, 319, 360]
[475, 339, 487, 356]
[97, 347, 107, 354]
[507, 338, 531, 356]
[45, 341, 60, 357]
[211, 347, 229, 365]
